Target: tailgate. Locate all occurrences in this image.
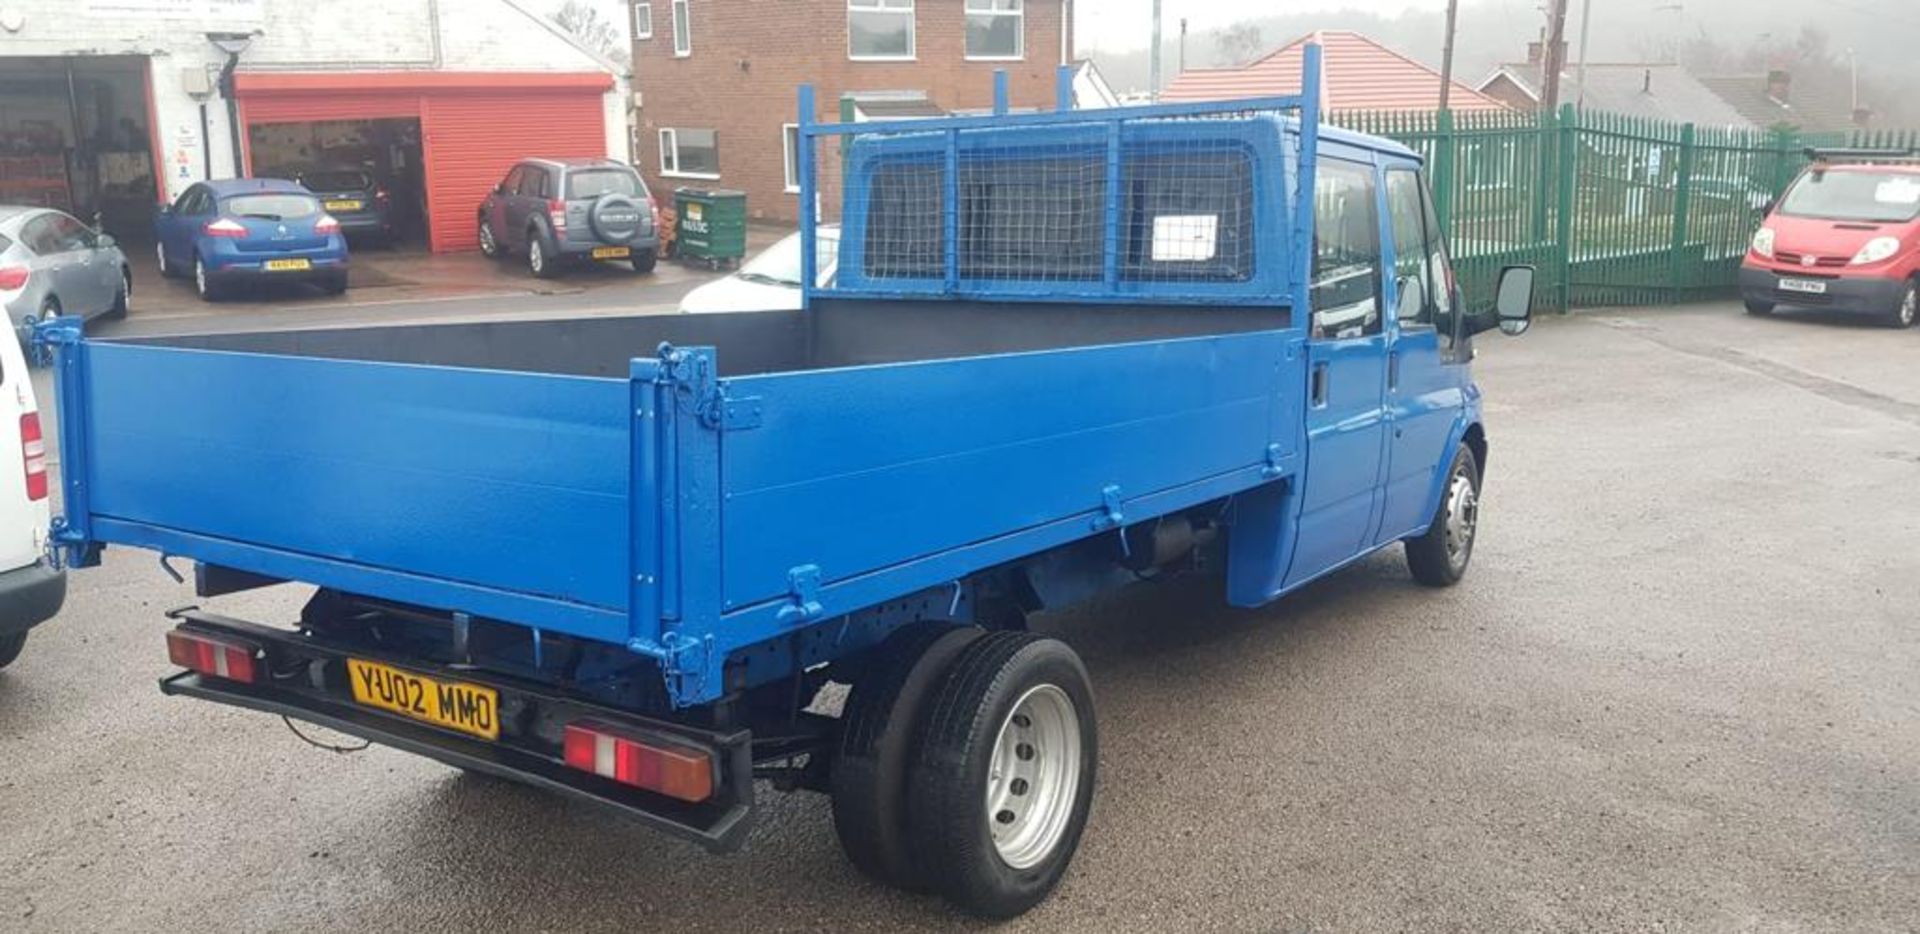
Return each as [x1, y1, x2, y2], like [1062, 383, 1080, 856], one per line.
[51, 338, 634, 642]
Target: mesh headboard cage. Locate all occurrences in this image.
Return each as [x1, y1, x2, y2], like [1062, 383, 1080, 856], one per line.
[794, 44, 1326, 308]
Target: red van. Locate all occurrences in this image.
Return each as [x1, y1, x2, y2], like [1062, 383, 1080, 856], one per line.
[1739, 150, 1920, 328]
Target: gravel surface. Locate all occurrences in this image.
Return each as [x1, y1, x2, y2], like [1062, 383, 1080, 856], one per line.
[1, 302, 1915, 932]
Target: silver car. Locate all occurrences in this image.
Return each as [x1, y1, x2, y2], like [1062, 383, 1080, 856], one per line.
[0, 206, 131, 344]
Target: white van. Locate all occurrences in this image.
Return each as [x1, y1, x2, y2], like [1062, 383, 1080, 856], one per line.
[0, 330, 62, 670]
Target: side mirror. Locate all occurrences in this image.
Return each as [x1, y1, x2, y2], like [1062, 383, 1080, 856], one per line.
[493, 183, 506, 195]
[1394, 274, 1425, 323]
[1493, 265, 1535, 336]
[97, 233, 118, 249]
[157, 205, 173, 217]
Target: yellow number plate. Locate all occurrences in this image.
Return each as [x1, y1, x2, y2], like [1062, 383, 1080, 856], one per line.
[264, 258, 311, 271]
[324, 199, 363, 211]
[592, 246, 631, 259]
[347, 659, 501, 741]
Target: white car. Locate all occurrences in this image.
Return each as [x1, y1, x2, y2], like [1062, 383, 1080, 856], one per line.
[0, 323, 62, 670]
[679, 226, 839, 314]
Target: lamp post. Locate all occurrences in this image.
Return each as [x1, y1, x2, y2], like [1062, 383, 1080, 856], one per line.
[207, 31, 257, 178]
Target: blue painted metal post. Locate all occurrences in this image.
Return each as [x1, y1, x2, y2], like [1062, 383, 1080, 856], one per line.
[993, 69, 1009, 115]
[797, 84, 817, 310]
[1102, 123, 1121, 287]
[628, 356, 663, 643]
[1056, 63, 1075, 111]
[1290, 43, 1323, 308]
[36, 317, 97, 568]
[943, 128, 960, 293]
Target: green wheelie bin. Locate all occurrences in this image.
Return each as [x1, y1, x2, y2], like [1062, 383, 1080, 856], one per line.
[674, 187, 747, 269]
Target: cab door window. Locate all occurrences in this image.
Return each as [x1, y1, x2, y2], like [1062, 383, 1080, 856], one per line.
[1310, 161, 1383, 340]
[1384, 167, 1461, 359]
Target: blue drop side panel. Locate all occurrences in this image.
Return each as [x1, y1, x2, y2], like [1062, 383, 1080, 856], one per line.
[718, 331, 1295, 610]
[82, 344, 633, 631]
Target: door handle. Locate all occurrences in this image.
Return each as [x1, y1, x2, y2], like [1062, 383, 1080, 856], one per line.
[1388, 350, 1400, 391]
[1310, 362, 1329, 407]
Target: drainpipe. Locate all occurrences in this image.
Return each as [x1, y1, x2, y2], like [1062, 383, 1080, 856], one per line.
[1060, 0, 1070, 65]
[207, 32, 257, 178]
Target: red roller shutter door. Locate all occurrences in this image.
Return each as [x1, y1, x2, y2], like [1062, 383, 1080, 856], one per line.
[422, 91, 607, 252]
[235, 73, 611, 253]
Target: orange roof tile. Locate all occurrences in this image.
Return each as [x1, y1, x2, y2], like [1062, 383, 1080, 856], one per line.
[1162, 30, 1508, 112]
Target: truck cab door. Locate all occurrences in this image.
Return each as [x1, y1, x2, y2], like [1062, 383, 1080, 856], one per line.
[1376, 165, 1470, 543]
[1284, 158, 1390, 589]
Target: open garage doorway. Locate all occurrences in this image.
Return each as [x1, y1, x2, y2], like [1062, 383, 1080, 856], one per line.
[0, 56, 160, 243]
[246, 118, 427, 249]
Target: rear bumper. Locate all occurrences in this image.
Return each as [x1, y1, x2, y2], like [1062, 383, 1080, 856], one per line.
[159, 609, 754, 852]
[556, 233, 659, 258]
[1738, 266, 1907, 314]
[335, 214, 390, 235]
[0, 559, 65, 637]
[205, 257, 350, 283]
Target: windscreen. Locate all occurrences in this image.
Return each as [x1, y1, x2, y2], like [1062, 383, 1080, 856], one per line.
[223, 194, 320, 220]
[1779, 169, 1920, 223]
[739, 230, 841, 287]
[567, 170, 644, 200]
[301, 170, 372, 192]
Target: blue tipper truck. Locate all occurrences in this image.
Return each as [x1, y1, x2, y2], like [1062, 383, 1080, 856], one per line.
[36, 47, 1533, 918]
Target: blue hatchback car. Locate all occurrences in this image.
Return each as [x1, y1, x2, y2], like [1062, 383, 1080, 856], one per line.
[154, 178, 350, 302]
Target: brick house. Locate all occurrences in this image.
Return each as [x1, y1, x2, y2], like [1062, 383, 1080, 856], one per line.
[631, 0, 1073, 223]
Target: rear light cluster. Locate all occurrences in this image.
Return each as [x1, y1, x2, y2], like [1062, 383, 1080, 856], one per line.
[547, 198, 567, 235]
[562, 720, 713, 802]
[203, 218, 248, 238]
[0, 266, 27, 291]
[18, 412, 44, 501]
[166, 628, 261, 684]
[315, 215, 341, 235]
[374, 188, 391, 203]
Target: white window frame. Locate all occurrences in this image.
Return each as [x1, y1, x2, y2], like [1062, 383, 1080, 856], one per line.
[964, 0, 1024, 61]
[782, 124, 801, 193]
[658, 127, 721, 180]
[847, 0, 915, 62]
[671, 0, 691, 57]
[634, 2, 652, 40]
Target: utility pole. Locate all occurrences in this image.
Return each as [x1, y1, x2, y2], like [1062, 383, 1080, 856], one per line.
[1438, 0, 1460, 110]
[1539, 0, 1570, 114]
[1149, 0, 1163, 103]
[1574, 0, 1594, 109]
[1179, 18, 1188, 75]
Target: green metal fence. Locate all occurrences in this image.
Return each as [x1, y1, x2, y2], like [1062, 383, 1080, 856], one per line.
[1332, 107, 1920, 311]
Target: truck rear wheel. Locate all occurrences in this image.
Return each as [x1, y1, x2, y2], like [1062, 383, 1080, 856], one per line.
[0, 630, 25, 670]
[1406, 445, 1481, 587]
[830, 622, 983, 889]
[905, 631, 1097, 919]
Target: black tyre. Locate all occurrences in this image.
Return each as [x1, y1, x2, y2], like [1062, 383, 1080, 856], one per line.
[527, 230, 560, 279]
[1406, 444, 1481, 587]
[478, 218, 502, 259]
[193, 256, 221, 302]
[107, 267, 131, 320]
[1743, 298, 1774, 316]
[1888, 281, 1916, 330]
[156, 240, 182, 279]
[831, 623, 985, 889]
[630, 248, 657, 274]
[38, 296, 60, 321]
[320, 273, 349, 296]
[906, 631, 1097, 919]
[0, 631, 25, 670]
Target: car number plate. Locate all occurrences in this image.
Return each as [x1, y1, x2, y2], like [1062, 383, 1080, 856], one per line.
[592, 246, 631, 259]
[1778, 277, 1827, 294]
[324, 199, 363, 212]
[264, 258, 312, 271]
[347, 658, 501, 740]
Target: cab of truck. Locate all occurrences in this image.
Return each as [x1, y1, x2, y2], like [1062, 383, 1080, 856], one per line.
[1740, 148, 1920, 328]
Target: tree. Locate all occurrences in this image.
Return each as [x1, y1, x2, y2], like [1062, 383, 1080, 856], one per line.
[551, 0, 630, 66]
[1214, 23, 1266, 67]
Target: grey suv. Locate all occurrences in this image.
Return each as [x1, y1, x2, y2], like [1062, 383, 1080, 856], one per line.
[478, 158, 658, 277]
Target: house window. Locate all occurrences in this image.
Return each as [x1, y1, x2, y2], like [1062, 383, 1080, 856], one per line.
[849, 0, 914, 61]
[634, 2, 652, 39]
[782, 124, 801, 193]
[965, 0, 1023, 60]
[659, 127, 720, 178]
[671, 0, 691, 56]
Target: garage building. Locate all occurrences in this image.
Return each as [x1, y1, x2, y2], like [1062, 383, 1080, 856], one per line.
[0, 0, 629, 253]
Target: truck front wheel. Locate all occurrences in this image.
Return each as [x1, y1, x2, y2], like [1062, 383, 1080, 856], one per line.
[905, 631, 1097, 919]
[1406, 445, 1481, 587]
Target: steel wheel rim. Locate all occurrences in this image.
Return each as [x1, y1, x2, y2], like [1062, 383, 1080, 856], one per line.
[985, 683, 1081, 870]
[1901, 289, 1916, 326]
[1443, 470, 1478, 571]
[155, 241, 166, 272]
[479, 222, 496, 255]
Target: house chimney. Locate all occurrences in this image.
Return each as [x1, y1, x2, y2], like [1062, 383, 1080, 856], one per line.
[1766, 68, 1792, 104]
[1852, 106, 1873, 128]
[1526, 40, 1544, 65]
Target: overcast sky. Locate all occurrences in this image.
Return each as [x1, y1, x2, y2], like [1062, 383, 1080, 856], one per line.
[1075, 0, 1451, 52]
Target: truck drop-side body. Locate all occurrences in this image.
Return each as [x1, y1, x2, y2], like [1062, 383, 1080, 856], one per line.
[38, 57, 1513, 851]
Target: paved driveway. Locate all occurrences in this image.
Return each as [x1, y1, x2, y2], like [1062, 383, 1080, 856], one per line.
[1, 303, 1915, 931]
